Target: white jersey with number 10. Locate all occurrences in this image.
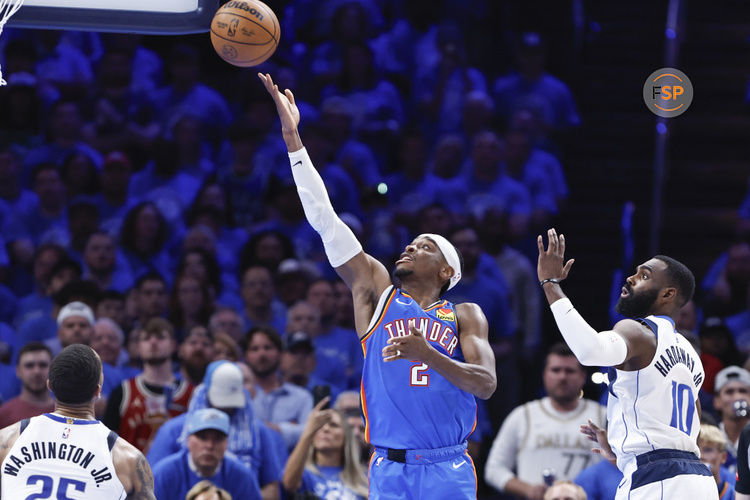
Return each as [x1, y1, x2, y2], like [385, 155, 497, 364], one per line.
[606, 315, 704, 476]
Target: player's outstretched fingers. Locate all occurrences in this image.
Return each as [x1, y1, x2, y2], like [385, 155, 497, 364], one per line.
[537, 234, 545, 254]
[258, 72, 273, 90]
[559, 233, 566, 254]
[552, 228, 561, 255]
[562, 258, 575, 278]
[547, 228, 557, 253]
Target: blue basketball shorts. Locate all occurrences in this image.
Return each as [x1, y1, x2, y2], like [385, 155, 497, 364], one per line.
[368, 443, 476, 499]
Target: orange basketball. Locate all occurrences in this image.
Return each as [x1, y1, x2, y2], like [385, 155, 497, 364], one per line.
[210, 0, 280, 67]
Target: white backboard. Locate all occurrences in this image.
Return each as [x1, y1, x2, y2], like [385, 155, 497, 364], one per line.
[7, 0, 217, 34]
[22, 0, 200, 13]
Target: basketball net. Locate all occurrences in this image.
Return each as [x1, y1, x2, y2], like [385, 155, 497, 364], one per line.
[0, 0, 23, 86]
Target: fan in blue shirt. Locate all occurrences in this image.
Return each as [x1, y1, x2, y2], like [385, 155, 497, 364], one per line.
[148, 360, 284, 498]
[153, 408, 261, 500]
[282, 401, 368, 500]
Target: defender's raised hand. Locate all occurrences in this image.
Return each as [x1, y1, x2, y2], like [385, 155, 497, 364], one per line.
[580, 419, 616, 462]
[537, 227, 575, 283]
[258, 72, 300, 134]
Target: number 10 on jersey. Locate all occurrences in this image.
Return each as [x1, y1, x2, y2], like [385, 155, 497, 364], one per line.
[669, 380, 695, 435]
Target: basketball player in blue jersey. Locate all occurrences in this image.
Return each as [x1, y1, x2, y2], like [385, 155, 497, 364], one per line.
[537, 228, 718, 500]
[259, 73, 496, 499]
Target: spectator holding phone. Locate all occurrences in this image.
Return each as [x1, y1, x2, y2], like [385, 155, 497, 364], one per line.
[281, 397, 368, 500]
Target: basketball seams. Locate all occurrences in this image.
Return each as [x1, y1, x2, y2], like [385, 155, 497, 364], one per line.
[210, 31, 276, 64]
[210, 28, 272, 46]
[213, 10, 277, 43]
[250, 37, 277, 63]
[210, 0, 278, 67]
[253, 0, 278, 39]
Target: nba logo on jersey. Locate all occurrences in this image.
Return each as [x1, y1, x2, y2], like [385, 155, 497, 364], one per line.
[62, 427, 71, 439]
[436, 308, 455, 321]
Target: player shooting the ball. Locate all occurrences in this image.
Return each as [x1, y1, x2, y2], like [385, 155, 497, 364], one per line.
[258, 72, 496, 499]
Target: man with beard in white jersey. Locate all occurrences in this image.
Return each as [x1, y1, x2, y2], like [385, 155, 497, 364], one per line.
[537, 228, 717, 500]
[0, 344, 155, 499]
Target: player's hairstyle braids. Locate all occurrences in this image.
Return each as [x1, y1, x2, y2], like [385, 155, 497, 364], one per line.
[49, 344, 101, 405]
[654, 255, 696, 307]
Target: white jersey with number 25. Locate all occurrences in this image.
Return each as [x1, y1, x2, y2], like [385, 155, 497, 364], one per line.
[606, 315, 704, 477]
[1, 413, 125, 500]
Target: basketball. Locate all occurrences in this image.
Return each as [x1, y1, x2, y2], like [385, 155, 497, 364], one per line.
[210, 0, 280, 67]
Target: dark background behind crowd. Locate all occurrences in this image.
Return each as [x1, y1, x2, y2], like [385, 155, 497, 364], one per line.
[1, 0, 750, 498]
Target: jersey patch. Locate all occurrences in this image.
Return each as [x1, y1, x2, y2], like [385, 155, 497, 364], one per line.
[436, 307, 455, 322]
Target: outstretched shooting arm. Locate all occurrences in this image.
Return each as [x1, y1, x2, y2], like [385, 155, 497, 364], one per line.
[258, 74, 392, 335]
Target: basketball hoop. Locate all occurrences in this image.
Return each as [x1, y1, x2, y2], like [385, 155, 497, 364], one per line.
[0, 0, 23, 86]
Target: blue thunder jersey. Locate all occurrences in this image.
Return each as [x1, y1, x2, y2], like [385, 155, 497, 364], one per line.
[360, 286, 477, 450]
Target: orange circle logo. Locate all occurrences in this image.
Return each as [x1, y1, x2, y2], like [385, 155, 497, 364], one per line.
[643, 68, 693, 117]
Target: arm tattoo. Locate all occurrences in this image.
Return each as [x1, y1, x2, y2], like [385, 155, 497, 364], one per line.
[126, 453, 156, 500]
[0, 428, 15, 459]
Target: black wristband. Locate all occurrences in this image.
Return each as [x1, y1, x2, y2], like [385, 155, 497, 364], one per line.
[539, 278, 560, 287]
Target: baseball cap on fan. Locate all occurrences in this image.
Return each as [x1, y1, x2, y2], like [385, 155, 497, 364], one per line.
[205, 361, 245, 409]
[715, 366, 750, 393]
[285, 331, 314, 353]
[186, 408, 230, 436]
[57, 301, 95, 327]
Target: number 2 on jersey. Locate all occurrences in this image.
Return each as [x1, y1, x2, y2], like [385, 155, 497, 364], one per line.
[26, 475, 86, 500]
[669, 380, 695, 435]
[410, 362, 429, 386]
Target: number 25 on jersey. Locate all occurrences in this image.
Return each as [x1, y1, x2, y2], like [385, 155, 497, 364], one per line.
[25, 474, 86, 500]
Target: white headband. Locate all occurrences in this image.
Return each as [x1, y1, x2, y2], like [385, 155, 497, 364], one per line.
[57, 301, 95, 327]
[419, 233, 462, 291]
